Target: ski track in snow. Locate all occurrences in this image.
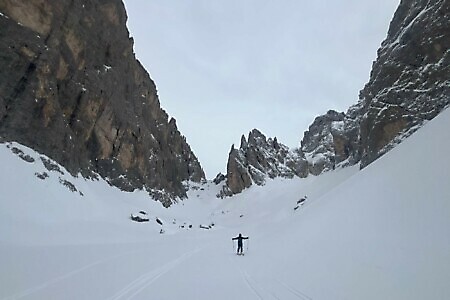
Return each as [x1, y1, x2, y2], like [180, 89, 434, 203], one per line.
[242, 271, 283, 300]
[234, 263, 265, 300]
[107, 247, 201, 300]
[1, 249, 148, 300]
[230, 256, 302, 300]
[230, 253, 313, 300]
[277, 280, 313, 300]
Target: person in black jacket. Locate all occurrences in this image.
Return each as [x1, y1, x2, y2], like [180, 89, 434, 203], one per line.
[232, 233, 249, 255]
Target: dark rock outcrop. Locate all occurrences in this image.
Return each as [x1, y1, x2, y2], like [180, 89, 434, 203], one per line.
[222, 129, 306, 195]
[300, 110, 347, 175]
[212, 172, 226, 185]
[130, 212, 149, 223]
[0, 0, 204, 206]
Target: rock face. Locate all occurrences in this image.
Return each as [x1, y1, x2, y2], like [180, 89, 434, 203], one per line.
[221, 129, 306, 196]
[356, 0, 449, 167]
[301, 110, 347, 175]
[223, 0, 449, 196]
[317, 0, 450, 170]
[0, 0, 204, 206]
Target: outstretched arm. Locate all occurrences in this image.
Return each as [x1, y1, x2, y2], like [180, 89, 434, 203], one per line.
[232, 237, 237, 240]
[243, 237, 249, 239]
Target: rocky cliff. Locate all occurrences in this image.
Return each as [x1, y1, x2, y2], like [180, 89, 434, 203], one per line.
[219, 129, 307, 197]
[356, 0, 449, 167]
[312, 0, 449, 170]
[223, 0, 449, 195]
[0, 0, 205, 206]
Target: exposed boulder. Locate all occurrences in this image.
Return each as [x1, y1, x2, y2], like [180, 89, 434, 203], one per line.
[130, 212, 149, 223]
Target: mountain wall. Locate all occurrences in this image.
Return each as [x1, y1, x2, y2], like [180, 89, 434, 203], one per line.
[0, 0, 205, 206]
[222, 0, 449, 195]
[356, 0, 449, 167]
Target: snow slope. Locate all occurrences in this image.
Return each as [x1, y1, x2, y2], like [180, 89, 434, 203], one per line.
[1, 108, 450, 300]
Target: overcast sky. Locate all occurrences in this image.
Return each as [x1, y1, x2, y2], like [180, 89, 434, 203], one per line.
[123, 0, 400, 178]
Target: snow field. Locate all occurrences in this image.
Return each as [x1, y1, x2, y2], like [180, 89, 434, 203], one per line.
[1, 108, 449, 299]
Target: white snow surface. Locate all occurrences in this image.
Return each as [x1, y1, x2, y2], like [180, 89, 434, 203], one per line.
[1, 108, 450, 299]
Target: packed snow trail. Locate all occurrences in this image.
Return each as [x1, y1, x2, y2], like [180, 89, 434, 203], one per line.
[107, 247, 201, 300]
[1, 224, 315, 300]
[1, 240, 204, 300]
[1, 246, 150, 300]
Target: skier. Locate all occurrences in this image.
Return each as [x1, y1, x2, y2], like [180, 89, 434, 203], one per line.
[232, 233, 249, 255]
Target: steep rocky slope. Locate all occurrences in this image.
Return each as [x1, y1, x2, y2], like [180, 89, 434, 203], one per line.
[0, 0, 204, 205]
[310, 0, 449, 170]
[223, 0, 449, 195]
[219, 129, 306, 197]
[356, 0, 449, 167]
